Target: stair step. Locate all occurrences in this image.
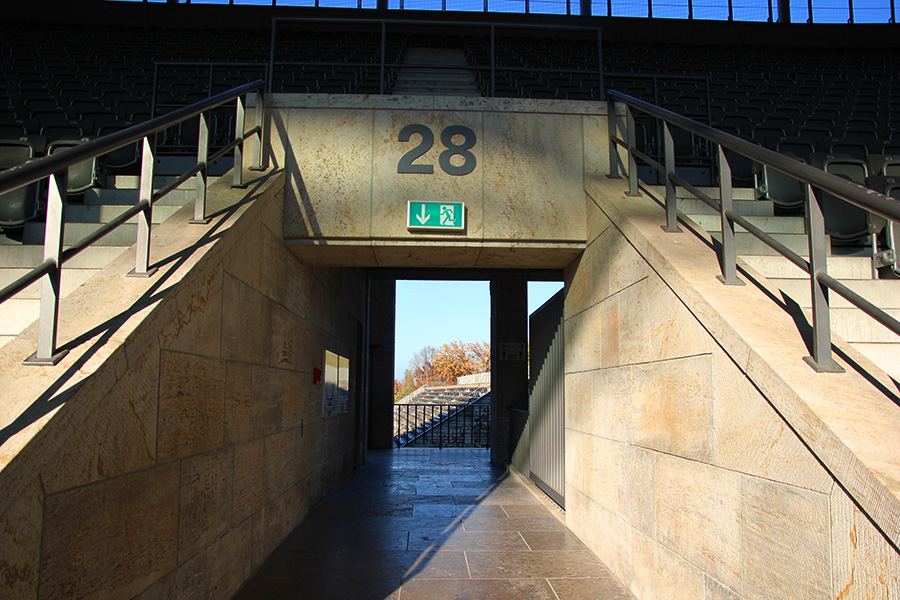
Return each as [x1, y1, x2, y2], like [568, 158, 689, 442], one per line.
[828, 307, 900, 343]
[23, 222, 156, 246]
[0, 298, 39, 335]
[63, 204, 181, 224]
[741, 255, 872, 280]
[83, 188, 193, 206]
[0, 245, 130, 269]
[394, 47, 479, 97]
[648, 185, 758, 201]
[0, 267, 100, 300]
[851, 343, 900, 381]
[775, 278, 900, 309]
[708, 232, 820, 256]
[691, 214, 806, 235]
[105, 175, 200, 190]
[678, 198, 774, 217]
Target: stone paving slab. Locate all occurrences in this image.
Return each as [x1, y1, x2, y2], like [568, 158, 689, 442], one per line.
[232, 448, 635, 600]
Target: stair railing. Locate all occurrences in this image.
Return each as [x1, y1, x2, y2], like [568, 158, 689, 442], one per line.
[0, 80, 267, 366]
[607, 90, 900, 373]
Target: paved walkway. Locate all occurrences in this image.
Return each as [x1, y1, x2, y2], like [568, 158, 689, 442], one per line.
[234, 448, 634, 600]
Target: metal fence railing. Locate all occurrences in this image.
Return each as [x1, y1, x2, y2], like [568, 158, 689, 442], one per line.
[0, 80, 267, 366]
[394, 400, 491, 448]
[607, 90, 900, 373]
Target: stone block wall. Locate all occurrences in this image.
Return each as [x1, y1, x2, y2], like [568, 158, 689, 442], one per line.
[563, 191, 900, 599]
[0, 173, 366, 599]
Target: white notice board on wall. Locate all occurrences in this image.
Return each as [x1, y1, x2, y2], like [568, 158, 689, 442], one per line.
[323, 350, 350, 417]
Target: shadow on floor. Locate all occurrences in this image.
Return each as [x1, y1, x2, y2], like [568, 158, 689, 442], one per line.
[234, 448, 633, 599]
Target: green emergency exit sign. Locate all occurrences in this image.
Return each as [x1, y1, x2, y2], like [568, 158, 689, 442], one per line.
[407, 201, 465, 231]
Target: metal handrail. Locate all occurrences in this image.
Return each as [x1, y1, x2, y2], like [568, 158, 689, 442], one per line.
[607, 89, 900, 373]
[0, 80, 263, 197]
[0, 79, 267, 366]
[608, 91, 900, 224]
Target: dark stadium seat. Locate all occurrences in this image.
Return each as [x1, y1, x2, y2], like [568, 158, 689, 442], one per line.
[810, 153, 872, 246]
[868, 154, 900, 176]
[864, 175, 900, 276]
[46, 136, 97, 194]
[761, 151, 807, 213]
[0, 138, 40, 229]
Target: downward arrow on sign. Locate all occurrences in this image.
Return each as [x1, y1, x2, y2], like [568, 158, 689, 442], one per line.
[416, 205, 430, 224]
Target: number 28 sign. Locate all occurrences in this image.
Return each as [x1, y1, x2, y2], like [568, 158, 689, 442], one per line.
[396, 124, 477, 176]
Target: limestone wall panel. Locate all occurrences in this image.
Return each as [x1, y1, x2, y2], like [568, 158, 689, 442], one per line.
[224, 361, 253, 445]
[178, 448, 235, 561]
[250, 365, 284, 439]
[712, 351, 834, 492]
[157, 351, 226, 463]
[40, 346, 158, 494]
[39, 464, 180, 600]
[619, 444, 657, 540]
[590, 365, 632, 443]
[832, 486, 900, 599]
[0, 478, 42, 600]
[222, 275, 271, 365]
[740, 475, 831, 600]
[655, 452, 742, 591]
[206, 518, 253, 600]
[158, 263, 224, 359]
[482, 112, 584, 241]
[631, 530, 705, 600]
[284, 109, 373, 239]
[631, 355, 715, 462]
[233, 438, 265, 524]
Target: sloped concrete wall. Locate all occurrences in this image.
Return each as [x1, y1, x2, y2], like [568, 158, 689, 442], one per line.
[564, 177, 900, 599]
[0, 172, 366, 599]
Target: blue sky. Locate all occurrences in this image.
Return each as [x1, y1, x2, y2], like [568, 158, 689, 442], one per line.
[394, 280, 563, 379]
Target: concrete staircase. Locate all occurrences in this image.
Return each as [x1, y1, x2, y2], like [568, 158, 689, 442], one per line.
[660, 185, 900, 382]
[0, 176, 197, 349]
[391, 48, 481, 96]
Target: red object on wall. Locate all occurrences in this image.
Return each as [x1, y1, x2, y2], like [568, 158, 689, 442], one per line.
[313, 367, 322, 385]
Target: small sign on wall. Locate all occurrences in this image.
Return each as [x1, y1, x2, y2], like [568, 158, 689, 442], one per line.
[499, 342, 527, 361]
[323, 350, 350, 417]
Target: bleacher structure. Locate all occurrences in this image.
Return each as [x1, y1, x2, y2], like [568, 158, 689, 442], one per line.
[393, 384, 490, 447]
[2, 19, 897, 356]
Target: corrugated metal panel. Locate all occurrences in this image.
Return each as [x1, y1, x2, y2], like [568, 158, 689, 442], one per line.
[528, 289, 565, 508]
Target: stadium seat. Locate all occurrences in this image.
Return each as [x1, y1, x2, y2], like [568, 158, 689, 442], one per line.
[810, 153, 872, 246]
[46, 136, 97, 194]
[761, 151, 806, 213]
[868, 154, 900, 176]
[864, 174, 900, 277]
[0, 138, 40, 229]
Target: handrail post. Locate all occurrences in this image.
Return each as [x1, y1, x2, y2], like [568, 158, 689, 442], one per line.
[233, 95, 246, 188]
[251, 91, 266, 171]
[379, 21, 386, 95]
[130, 136, 158, 278]
[625, 105, 640, 197]
[607, 98, 619, 178]
[24, 170, 69, 366]
[716, 145, 743, 285]
[803, 183, 844, 372]
[191, 111, 210, 224]
[490, 25, 496, 97]
[662, 122, 681, 232]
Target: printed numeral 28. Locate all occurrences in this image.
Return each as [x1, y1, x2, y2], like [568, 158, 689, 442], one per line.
[397, 124, 477, 176]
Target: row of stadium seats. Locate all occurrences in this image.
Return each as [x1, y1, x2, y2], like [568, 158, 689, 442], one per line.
[2, 20, 898, 228]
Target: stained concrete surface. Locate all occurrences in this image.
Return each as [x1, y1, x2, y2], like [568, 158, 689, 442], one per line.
[233, 448, 634, 600]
